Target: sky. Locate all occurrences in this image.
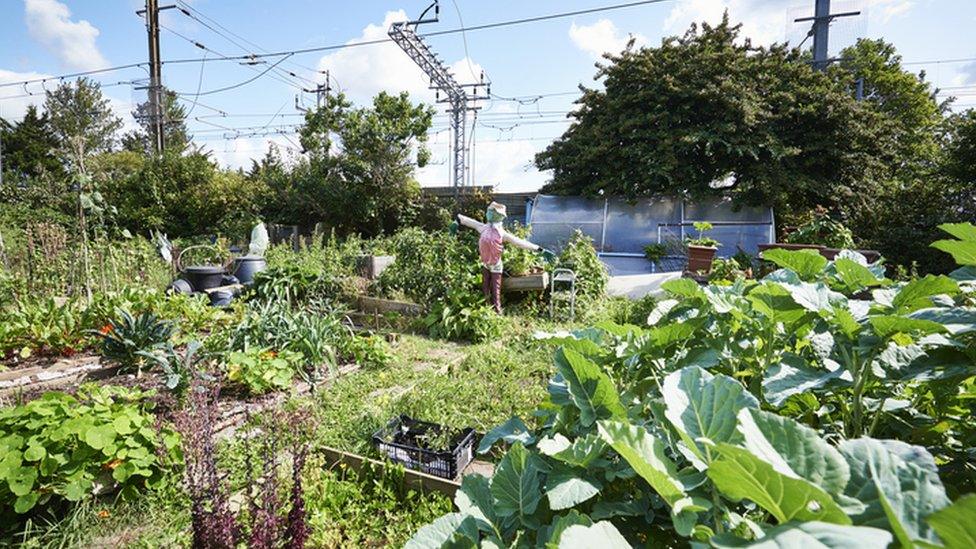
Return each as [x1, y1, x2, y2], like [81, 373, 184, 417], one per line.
[1, 0, 975, 192]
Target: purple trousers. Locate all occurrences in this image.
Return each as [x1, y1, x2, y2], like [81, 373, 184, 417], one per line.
[482, 267, 502, 314]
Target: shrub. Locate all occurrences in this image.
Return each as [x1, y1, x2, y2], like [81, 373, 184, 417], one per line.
[377, 227, 479, 304]
[0, 384, 179, 521]
[424, 290, 504, 343]
[556, 230, 608, 301]
[784, 206, 856, 248]
[503, 222, 544, 277]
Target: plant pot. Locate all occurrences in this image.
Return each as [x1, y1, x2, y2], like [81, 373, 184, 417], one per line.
[182, 265, 225, 291]
[687, 245, 717, 273]
[231, 255, 267, 284]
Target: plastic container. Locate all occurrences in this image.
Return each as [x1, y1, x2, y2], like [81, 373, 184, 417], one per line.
[371, 415, 476, 480]
[232, 255, 267, 284]
[183, 265, 225, 291]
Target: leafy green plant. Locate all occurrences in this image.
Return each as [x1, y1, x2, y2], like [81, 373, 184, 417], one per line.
[0, 297, 85, 358]
[687, 221, 719, 248]
[408, 227, 976, 546]
[138, 341, 211, 398]
[424, 290, 504, 343]
[92, 309, 174, 375]
[556, 230, 609, 302]
[785, 207, 856, 249]
[642, 242, 668, 266]
[708, 257, 751, 284]
[0, 384, 179, 519]
[503, 223, 544, 277]
[224, 347, 305, 395]
[377, 227, 480, 304]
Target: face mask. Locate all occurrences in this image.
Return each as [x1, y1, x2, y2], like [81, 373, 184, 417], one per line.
[486, 209, 505, 223]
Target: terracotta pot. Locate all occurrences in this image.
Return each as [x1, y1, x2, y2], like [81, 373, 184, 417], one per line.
[687, 245, 717, 273]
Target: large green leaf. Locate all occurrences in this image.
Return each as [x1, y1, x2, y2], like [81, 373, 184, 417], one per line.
[662, 366, 758, 466]
[708, 443, 851, 525]
[557, 521, 630, 548]
[542, 511, 593, 549]
[838, 439, 950, 546]
[490, 442, 545, 523]
[908, 307, 976, 335]
[761, 248, 828, 281]
[868, 316, 947, 339]
[663, 278, 706, 298]
[597, 420, 686, 505]
[937, 222, 976, 242]
[747, 284, 809, 326]
[737, 408, 849, 496]
[710, 521, 892, 548]
[455, 474, 500, 537]
[537, 433, 606, 468]
[930, 240, 976, 266]
[834, 258, 885, 293]
[552, 347, 626, 427]
[545, 464, 601, 510]
[927, 494, 976, 549]
[477, 416, 535, 454]
[763, 354, 850, 407]
[891, 275, 959, 312]
[404, 513, 479, 549]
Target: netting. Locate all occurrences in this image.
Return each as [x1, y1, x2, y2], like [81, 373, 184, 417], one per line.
[528, 195, 774, 275]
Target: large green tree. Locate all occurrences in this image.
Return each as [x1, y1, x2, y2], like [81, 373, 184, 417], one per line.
[292, 91, 434, 236]
[43, 78, 122, 165]
[0, 105, 64, 182]
[121, 88, 192, 154]
[536, 18, 889, 216]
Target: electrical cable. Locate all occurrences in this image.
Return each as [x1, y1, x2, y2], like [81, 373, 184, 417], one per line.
[175, 54, 293, 97]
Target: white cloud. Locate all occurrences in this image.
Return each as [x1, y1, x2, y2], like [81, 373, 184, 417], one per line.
[0, 69, 51, 122]
[569, 19, 649, 59]
[663, 0, 915, 48]
[24, 0, 109, 71]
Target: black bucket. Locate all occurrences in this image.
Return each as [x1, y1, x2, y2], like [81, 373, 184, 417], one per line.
[182, 265, 225, 291]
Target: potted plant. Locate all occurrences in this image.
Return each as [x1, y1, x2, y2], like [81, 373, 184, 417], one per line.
[686, 221, 720, 273]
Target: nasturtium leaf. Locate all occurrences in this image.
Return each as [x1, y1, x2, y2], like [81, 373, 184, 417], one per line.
[84, 424, 116, 450]
[545, 464, 601, 510]
[708, 443, 850, 525]
[112, 416, 133, 435]
[891, 275, 959, 312]
[477, 416, 535, 454]
[557, 521, 630, 549]
[662, 366, 758, 466]
[838, 438, 950, 547]
[930, 239, 976, 266]
[490, 443, 545, 523]
[552, 347, 626, 427]
[14, 492, 40, 514]
[23, 445, 46, 462]
[926, 494, 976, 549]
[404, 512, 479, 549]
[597, 420, 685, 505]
[737, 408, 849, 496]
[8, 466, 37, 496]
[761, 248, 828, 281]
[709, 521, 892, 548]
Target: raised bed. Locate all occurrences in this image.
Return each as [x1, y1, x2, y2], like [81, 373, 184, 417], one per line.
[502, 272, 549, 292]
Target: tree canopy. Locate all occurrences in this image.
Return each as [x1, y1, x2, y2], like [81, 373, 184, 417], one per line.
[43, 77, 122, 164]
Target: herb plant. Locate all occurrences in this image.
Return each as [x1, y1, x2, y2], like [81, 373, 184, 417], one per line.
[687, 221, 720, 248]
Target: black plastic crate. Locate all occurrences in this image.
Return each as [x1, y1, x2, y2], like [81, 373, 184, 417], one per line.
[371, 415, 476, 480]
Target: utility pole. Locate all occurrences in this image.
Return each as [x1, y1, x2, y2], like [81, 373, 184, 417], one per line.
[389, 1, 489, 199]
[795, 0, 860, 70]
[138, 0, 175, 154]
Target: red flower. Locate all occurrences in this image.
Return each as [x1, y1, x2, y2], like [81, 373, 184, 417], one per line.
[99, 324, 114, 336]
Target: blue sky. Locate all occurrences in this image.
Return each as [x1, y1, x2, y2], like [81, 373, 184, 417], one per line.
[1, 0, 975, 191]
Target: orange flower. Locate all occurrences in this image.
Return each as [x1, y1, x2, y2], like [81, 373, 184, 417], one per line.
[98, 509, 110, 519]
[262, 350, 278, 360]
[104, 459, 123, 470]
[99, 324, 114, 336]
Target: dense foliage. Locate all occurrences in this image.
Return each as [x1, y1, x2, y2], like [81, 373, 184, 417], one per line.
[0, 385, 179, 523]
[409, 229, 976, 547]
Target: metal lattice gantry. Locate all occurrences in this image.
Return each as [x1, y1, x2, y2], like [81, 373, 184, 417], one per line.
[388, 2, 489, 194]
